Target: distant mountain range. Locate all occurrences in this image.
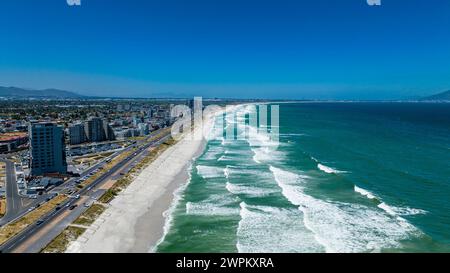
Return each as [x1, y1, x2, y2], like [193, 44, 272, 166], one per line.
[1, 85, 449, 101]
[0, 86, 84, 99]
[420, 90, 450, 101]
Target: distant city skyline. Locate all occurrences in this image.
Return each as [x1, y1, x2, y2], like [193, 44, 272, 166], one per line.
[1, 0, 449, 99]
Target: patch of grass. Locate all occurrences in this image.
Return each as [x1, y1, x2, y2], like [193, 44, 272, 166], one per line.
[78, 150, 134, 189]
[39, 128, 175, 252]
[72, 151, 115, 166]
[41, 226, 86, 253]
[72, 204, 106, 226]
[0, 195, 67, 245]
[0, 162, 6, 189]
[42, 204, 107, 252]
[98, 188, 119, 203]
[0, 198, 6, 217]
[98, 136, 176, 204]
[128, 136, 146, 141]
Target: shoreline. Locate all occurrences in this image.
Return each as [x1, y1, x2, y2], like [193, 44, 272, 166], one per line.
[65, 111, 219, 253]
[135, 139, 207, 253]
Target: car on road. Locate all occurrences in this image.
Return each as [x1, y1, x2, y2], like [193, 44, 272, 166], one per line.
[69, 204, 78, 210]
[55, 206, 61, 211]
[36, 219, 44, 226]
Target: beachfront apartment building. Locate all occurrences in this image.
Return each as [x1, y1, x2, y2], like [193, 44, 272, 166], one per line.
[69, 122, 87, 145]
[29, 122, 67, 176]
[85, 117, 116, 143]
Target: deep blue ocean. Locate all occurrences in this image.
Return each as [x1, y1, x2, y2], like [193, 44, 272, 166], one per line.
[158, 102, 450, 253]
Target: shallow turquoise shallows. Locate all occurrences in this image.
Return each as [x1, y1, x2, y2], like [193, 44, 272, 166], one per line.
[157, 102, 450, 253]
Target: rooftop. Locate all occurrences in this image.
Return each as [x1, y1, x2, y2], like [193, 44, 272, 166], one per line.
[0, 132, 28, 142]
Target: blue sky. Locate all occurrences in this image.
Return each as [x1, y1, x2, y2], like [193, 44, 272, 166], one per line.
[0, 0, 449, 99]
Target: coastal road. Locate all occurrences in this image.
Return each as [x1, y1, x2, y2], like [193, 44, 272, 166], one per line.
[0, 130, 153, 227]
[0, 159, 33, 227]
[0, 133, 171, 253]
[0, 152, 112, 228]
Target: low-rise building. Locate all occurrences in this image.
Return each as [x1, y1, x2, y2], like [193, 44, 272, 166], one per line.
[26, 177, 63, 194]
[0, 132, 28, 153]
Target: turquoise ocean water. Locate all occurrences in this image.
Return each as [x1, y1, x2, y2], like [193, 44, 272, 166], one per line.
[157, 102, 450, 253]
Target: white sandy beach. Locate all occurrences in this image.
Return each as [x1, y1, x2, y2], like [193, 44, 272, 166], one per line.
[66, 111, 220, 253]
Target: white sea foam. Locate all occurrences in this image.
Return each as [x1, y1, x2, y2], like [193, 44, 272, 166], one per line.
[196, 165, 225, 179]
[186, 202, 239, 216]
[225, 165, 272, 177]
[202, 146, 224, 160]
[354, 186, 378, 200]
[251, 147, 285, 164]
[377, 202, 397, 216]
[225, 182, 278, 197]
[354, 186, 427, 216]
[218, 155, 235, 161]
[186, 194, 240, 216]
[251, 147, 271, 164]
[378, 203, 427, 217]
[395, 207, 428, 216]
[248, 132, 279, 148]
[270, 166, 421, 253]
[317, 163, 347, 174]
[237, 202, 323, 253]
[153, 163, 196, 252]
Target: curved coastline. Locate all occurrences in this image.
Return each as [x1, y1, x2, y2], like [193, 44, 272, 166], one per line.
[66, 109, 222, 253]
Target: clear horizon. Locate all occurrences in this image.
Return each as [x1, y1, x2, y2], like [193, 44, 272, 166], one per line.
[1, 0, 449, 99]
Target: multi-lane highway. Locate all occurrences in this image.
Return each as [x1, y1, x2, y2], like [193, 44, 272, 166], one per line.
[0, 159, 34, 227]
[0, 130, 170, 253]
[0, 144, 124, 227]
